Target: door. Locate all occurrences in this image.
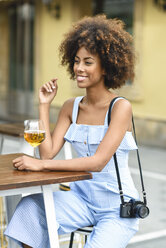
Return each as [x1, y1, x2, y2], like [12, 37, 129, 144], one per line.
[8, 2, 34, 116]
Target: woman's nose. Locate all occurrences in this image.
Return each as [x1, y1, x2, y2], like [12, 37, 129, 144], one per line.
[76, 62, 85, 72]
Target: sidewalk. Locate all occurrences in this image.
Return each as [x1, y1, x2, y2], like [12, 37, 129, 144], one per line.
[127, 145, 166, 247]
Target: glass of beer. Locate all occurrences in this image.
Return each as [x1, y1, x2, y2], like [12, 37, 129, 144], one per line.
[24, 119, 46, 158]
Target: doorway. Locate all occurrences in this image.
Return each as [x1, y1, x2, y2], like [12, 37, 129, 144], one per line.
[8, 2, 34, 116]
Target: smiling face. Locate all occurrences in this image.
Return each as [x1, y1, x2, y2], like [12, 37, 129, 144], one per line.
[73, 47, 105, 89]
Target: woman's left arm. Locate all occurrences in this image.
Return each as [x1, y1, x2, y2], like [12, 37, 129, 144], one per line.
[13, 99, 132, 172]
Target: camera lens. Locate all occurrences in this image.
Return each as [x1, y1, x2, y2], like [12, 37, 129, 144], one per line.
[135, 204, 149, 218]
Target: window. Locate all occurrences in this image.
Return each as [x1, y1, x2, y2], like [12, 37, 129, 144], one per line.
[8, 2, 35, 115]
[92, 0, 143, 101]
[93, 0, 134, 34]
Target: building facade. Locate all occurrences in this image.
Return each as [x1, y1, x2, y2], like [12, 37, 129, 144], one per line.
[0, 0, 166, 147]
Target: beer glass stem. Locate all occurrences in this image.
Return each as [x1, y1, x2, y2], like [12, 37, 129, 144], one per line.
[34, 147, 37, 159]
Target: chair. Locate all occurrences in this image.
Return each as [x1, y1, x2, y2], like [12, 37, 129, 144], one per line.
[69, 226, 93, 248]
[61, 142, 93, 248]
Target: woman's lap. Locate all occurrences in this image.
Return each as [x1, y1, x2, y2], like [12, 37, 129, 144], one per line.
[85, 216, 138, 248]
[52, 190, 95, 234]
[5, 190, 95, 247]
[5, 190, 139, 248]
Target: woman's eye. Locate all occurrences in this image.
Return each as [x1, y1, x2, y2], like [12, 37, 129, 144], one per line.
[85, 61, 92, 65]
[74, 59, 79, 64]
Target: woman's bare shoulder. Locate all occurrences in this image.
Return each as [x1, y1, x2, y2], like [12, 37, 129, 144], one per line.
[59, 98, 76, 121]
[62, 98, 75, 111]
[110, 98, 132, 131]
[112, 98, 132, 114]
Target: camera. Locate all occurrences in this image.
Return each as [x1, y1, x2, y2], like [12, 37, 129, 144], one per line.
[120, 199, 149, 219]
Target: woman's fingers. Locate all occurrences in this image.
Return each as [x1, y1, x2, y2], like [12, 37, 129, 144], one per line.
[42, 82, 52, 93]
[42, 79, 58, 93]
[17, 165, 25, 171]
[13, 157, 22, 165]
[13, 161, 22, 168]
[13, 157, 25, 170]
[50, 78, 58, 89]
[13, 156, 43, 171]
[46, 82, 53, 92]
[39, 78, 58, 105]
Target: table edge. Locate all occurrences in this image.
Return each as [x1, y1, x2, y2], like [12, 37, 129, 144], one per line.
[0, 173, 92, 191]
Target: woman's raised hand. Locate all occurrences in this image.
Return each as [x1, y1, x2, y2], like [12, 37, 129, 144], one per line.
[39, 78, 58, 104]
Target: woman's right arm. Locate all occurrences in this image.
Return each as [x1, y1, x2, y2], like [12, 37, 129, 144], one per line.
[38, 79, 73, 159]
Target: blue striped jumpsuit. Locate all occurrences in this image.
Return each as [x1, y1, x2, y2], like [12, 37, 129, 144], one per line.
[5, 96, 139, 248]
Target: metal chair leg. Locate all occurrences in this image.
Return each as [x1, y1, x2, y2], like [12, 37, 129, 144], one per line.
[85, 234, 87, 243]
[0, 135, 4, 154]
[69, 232, 75, 248]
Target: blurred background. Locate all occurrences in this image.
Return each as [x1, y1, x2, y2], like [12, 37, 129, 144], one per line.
[0, 0, 166, 148]
[0, 0, 166, 247]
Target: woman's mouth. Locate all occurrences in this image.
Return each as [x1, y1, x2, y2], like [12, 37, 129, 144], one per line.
[77, 75, 87, 82]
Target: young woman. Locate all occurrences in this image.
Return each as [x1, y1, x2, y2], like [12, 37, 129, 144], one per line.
[5, 15, 139, 248]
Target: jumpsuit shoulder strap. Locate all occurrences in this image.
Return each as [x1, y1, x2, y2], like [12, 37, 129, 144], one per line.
[72, 96, 84, 123]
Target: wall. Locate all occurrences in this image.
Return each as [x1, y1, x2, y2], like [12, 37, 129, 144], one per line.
[34, 0, 91, 106]
[131, 0, 166, 147]
[132, 0, 166, 121]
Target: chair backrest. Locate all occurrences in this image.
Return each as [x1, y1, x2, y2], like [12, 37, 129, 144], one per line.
[59, 142, 72, 190]
[64, 142, 73, 159]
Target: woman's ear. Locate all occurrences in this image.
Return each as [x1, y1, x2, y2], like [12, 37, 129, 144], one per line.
[102, 69, 106, 76]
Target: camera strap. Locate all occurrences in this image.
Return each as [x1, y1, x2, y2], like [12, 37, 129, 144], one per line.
[108, 97, 147, 205]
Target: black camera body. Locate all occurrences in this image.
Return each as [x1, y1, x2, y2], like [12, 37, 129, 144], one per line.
[120, 199, 149, 219]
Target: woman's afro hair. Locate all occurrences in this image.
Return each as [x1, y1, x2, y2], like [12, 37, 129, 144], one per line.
[59, 14, 135, 89]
